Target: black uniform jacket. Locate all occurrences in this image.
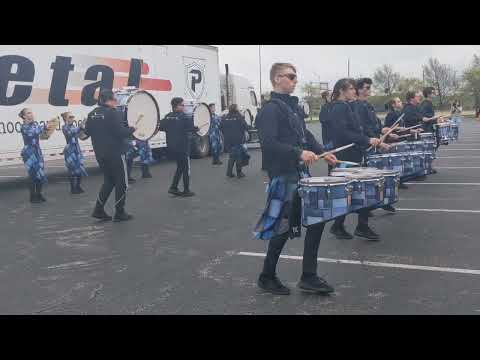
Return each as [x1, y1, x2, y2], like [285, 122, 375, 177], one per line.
[85, 105, 135, 159]
[255, 92, 324, 178]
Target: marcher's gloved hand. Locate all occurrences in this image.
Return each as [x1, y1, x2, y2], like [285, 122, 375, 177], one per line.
[381, 127, 390, 135]
[369, 138, 381, 146]
[300, 150, 317, 166]
[322, 153, 337, 166]
[388, 133, 400, 140]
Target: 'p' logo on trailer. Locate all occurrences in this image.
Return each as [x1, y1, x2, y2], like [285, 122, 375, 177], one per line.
[184, 57, 206, 100]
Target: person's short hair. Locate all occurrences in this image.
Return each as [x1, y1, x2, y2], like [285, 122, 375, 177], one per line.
[61, 112, 70, 121]
[270, 63, 297, 84]
[98, 89, 115, 105]
[355, 78, 373, 91]
[171, 97, 184, 109]
[208, 103, 215, 108]
[18, 108, 29, 119]
[423, 86, 435, 98]
[406, 91, 418, 102]
[228, 104, 239, 113]
[321, 91, 330, 99]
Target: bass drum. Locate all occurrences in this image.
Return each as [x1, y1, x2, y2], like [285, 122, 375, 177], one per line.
[190, 102, 211, 158]
[115, 88, 160, 141]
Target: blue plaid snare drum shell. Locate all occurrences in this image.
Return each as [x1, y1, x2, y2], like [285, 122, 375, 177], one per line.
[366, 154, 389, 170]
[450, 123, 459, 141]
[408, 141, 425, 152]
[406, 151, 425, 176]
[298, 177, 352, 226]
[436, 122, 451, 143]
[420, 132, 435, 141]
[330, 170, 384, 210]
[360, 168, 400, 205]
[401, 153, 415, 177]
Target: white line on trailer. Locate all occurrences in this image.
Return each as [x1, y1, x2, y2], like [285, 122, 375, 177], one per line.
[237, 252, 480, 275]
[404, 182, 480, 186]
[396, 208, 480, 213]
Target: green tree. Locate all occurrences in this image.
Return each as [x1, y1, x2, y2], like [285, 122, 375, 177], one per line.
[373, 64, 400, 95]
[462, 55, 480, 109]
[397, 77, 424, 100]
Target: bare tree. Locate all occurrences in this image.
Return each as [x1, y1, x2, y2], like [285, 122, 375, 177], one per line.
[373, 64, 401, 95]
[422, 58, 458, 106]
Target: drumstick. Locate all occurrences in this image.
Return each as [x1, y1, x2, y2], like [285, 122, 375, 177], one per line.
[366, 123, 400, 152]
[396, 133, 414, 139]
[318, 143, 355, 158]
[336, 160, 360, 166]
[403, 124, 422, 131]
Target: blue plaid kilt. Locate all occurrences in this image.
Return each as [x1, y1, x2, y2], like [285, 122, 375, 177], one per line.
[64, 143, 87, 177]
[253, 170, 310, 240]
[230, 144, 250, 167]
[126, 142, 139, 162]
[137, 140, 154, 165]
[21, 145, 47, 184]
[209, 131, 222, 157]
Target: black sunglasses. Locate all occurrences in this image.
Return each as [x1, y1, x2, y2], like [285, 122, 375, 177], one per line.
[279, 73, 297, 81]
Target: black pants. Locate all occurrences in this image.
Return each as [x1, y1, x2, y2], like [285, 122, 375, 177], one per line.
[171, 153, 190, 191]
[332, 208, 369, 230]
[96, 155, 128, 212]
[261, 223, 326, 278]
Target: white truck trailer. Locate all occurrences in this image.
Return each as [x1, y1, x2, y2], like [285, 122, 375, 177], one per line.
[0, 45, 259, 166]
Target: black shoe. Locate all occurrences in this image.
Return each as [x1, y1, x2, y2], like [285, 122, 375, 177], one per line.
[257, 275, 290, 295]
[212, 160, 222, 165]
[399, 183, 409, 189]
[354, 226, 380, 241]
[382, 205, 396, 213]
[411, 176, 426, 182]
[142, 165, 153, 178]
[330, 225, 353, 240]
[30, 184, 41, 203]
[168, 188, 182, 196]
[367, 210, 374, 217]
[71, 188, 82, 194]
[297, 275, 334, 295]
[226, 173, 235, 178]
[113, 211, 134, 222]
[37, 184, 47, 202]
[237, 172, 246, 178]
[92, 207, 112, 221]
[180, 190, 195, 197]
[431, 169, 437, 174]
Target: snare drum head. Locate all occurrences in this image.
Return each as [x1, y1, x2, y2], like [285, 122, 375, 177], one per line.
[300, 176, 349, 186]
[193, 103, 211, 137]
[121, 90, 160, 141]
[331, 167, 363, 173]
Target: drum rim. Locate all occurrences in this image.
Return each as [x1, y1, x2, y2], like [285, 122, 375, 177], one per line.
[193, 102, 212, 137]
[115, 89, 161, 141]
[299, 176, 350, 186]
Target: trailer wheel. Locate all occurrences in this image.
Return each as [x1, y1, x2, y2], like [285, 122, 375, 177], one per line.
[190, 134, 210, 159]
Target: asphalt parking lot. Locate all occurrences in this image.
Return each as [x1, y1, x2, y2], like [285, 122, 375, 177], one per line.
[1, 119, 479, 314]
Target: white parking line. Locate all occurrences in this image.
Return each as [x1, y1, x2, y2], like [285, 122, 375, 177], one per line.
[441, 149, 480, 151]
[237, 252, 480, 275]
[0, 175, 23, 178]
[436, 156, 480, 159]
[396, 208, 480, 214]
[404, 182, 480, 186]
[435, 167, 480, 169]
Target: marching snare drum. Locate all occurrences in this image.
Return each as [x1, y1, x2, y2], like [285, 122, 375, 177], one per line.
[115, 88, 160, 141]
[424, 151, 435, 174]
[420, 132, 435, 141]
[407, 141, 425, 152]
[387, 141, 410, 153]
[298, 177, 352, 226]
[361, 168, 400, 206]
[409, 151, 426, 176]
[330, 170, 384, 210]
[436, 122, 451, 144]
[401, 153, 415, 178]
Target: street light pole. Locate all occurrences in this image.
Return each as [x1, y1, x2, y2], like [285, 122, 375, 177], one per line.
[259, 45, 262, 104]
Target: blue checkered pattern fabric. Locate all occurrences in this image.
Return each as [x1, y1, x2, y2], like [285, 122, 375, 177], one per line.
[254, 169, 310, 240]
[21, 122, 47, 184]
[209, 114, 222, 158]
[62, 124, 88, 177]
[137, 140, 153, 165]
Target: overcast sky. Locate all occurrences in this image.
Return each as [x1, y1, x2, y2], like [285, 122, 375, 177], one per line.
[216, 45, 480, 96]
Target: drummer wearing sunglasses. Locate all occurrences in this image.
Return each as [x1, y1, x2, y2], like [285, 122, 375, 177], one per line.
[254, 62, 338, 296]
